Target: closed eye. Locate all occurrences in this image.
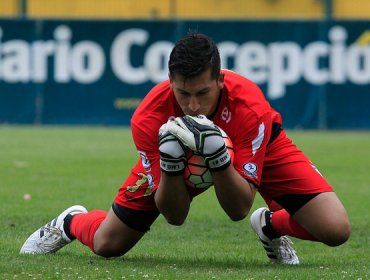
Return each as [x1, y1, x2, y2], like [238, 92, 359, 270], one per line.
[197, 89, 209, 96]
[176, 87, 210, 97]
[178, 90, 191, 97]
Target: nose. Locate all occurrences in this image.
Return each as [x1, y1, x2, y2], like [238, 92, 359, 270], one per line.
[188, 96, 200, 113]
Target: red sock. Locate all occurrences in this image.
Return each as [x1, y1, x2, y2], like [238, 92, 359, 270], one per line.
[271, 209, 318, 241]
[70, 210, 107, 252]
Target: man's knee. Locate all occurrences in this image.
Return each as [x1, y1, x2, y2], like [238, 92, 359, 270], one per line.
[93, 237, 127, 258]
[320, 219, 351, 247]
[91, 205, 149, 258]
[164, 215, 186, 226]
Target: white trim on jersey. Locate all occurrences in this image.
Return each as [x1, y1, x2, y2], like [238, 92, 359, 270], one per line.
[252, 122, 265, 156]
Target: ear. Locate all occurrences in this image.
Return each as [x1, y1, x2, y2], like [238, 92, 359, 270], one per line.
[168, 73, 173, 88]
[217, 71, 225, 89]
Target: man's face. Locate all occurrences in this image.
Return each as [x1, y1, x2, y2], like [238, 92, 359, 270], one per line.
[170, 69, 224, 117]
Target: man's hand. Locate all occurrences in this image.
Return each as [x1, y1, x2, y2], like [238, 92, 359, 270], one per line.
[168, 115, 231, 172]
[158, 120, 187, 176]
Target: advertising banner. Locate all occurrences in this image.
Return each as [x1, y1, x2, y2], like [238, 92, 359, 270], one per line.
[0, 20, 369, 128]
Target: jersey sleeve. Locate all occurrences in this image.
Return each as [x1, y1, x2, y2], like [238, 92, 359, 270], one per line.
[232, 110, 272, 187]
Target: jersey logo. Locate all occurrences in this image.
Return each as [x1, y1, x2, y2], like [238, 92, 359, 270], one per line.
[126, 173, 148, 192]
[243, 162, 258, 179]
[138, 150, 151, 171]
[221, 107, 231, 123]
[126, 173, 155, 196]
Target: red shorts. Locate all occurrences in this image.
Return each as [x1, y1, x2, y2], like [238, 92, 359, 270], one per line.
[258, 130, 333, 209]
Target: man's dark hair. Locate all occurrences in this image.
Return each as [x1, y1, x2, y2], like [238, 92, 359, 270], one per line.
[168, 33, 220, 80]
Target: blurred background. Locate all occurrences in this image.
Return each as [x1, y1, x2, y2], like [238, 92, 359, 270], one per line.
[0, 0, 369, 129]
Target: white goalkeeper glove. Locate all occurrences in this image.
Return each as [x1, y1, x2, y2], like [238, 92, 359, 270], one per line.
[158, 120, 187, 176]
[168, 115, 231, 172]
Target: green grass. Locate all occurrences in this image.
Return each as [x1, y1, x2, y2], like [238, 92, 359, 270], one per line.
[0, 126, 369, 279]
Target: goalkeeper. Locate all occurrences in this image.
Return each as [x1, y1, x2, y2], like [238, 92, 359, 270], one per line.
[20, 33, 350, 265]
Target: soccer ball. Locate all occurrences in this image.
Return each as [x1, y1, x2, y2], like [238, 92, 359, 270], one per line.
[183, 128, 234, 188]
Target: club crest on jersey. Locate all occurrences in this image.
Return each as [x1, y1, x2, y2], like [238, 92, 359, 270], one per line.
[243, 162, 258, 179]
[138, 150, 151, 171]
[221, 107, 231, 123]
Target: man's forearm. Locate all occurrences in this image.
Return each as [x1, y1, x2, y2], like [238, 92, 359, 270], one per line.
[154, 172, 191, 225]
[212, 165, 256, 221]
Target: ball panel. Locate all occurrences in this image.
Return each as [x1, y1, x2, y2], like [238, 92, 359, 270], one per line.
[184, 152, 213, 188]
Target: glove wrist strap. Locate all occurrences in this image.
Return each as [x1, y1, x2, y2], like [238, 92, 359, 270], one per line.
[160, 155, 186, 176]
[204, 147, 231, 172]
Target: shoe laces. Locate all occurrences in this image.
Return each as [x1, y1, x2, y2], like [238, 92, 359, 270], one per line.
[271, 236, 297, 262]
[36, 226, 66, 251]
